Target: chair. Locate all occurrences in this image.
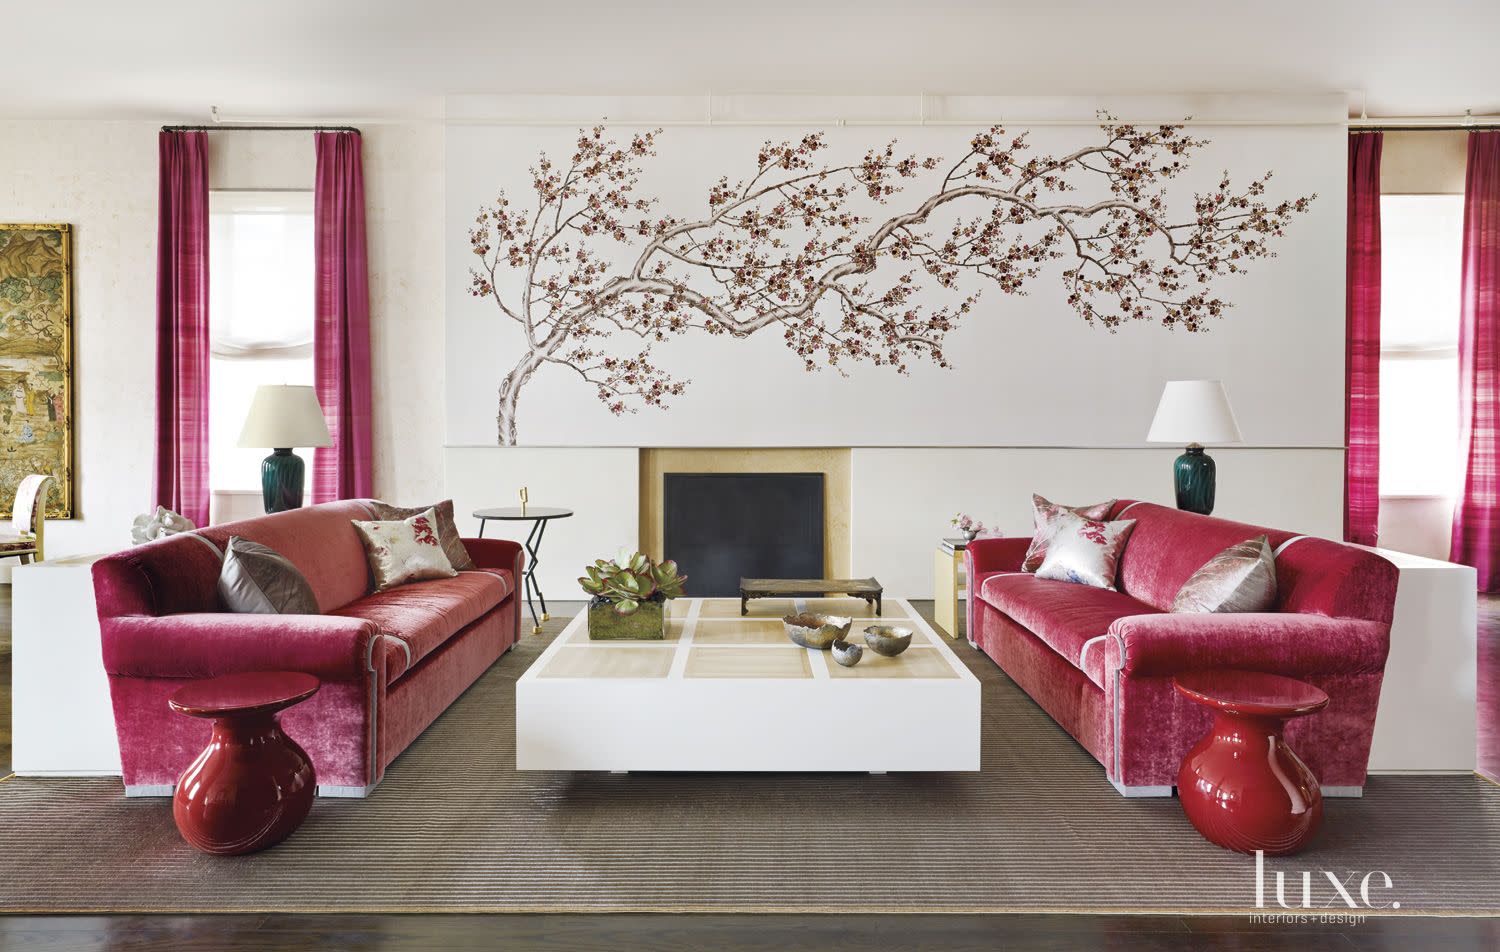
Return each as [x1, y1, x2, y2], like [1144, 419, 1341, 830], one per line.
[0, 474, 56, 564]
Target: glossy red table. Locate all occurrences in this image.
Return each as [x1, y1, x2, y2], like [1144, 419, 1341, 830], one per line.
[168, 671, 320, 855]
[1173, 670, 1330, 856]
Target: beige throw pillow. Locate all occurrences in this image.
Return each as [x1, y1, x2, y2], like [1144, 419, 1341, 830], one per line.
[1171, 535, 1278, 614]
[352, 507, 459, 592]
[218, 536, 320, 614]
[370, 499, 475, 571]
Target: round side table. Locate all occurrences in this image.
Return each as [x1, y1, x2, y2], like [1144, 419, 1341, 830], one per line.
[473, 506, 573, 635]
[1173, 670, 1329, 856]
[168, 671, 320, 856]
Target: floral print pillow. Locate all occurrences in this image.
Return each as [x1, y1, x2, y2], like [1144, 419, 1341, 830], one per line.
[352, 507, 459, 592]
[1034, 510, 1137, 591]
[1021, 494, 1117, 572]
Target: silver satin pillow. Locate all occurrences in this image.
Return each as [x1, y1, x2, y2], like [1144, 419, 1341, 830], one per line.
[1022, 494, 1117, 573]
[1171, 535, 1278, 614]
[1034, 511, 1137, 590]
[218, 536, 320, 615]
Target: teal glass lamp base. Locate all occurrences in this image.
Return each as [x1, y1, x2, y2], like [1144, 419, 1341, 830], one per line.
[1173, 444, 1216, 515]
[261, 448, 306, 513]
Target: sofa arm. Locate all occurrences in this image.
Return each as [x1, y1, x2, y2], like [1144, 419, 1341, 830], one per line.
[1105, 612, 1391, 679]
[462, 537, 525, 579]
[965, 536, 1030, 575]
[102, 613, 383, 682]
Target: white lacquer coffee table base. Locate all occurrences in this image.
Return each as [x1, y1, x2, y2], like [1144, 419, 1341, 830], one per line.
[517, 598, 980, 772]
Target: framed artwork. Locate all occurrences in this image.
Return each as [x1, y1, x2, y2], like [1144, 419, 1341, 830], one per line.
[0, 224, 73, 519]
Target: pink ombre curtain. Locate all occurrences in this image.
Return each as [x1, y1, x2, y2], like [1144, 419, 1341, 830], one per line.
[1344, 132, 1382, 546]
[1451, 131, 1500, 590]
[154, 130, 211, 528]
[312, 131, 373, 502]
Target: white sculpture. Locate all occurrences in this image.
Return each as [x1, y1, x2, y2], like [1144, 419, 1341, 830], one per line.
[131, 506, 195, 545]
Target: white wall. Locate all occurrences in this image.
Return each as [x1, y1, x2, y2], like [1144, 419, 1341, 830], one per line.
[0, 120, 445, 564]
[439, 94, 1352, 600]
[445, 95, 1346, 449]
[443, 446, 639, 601]
[0, 121, 158, 559]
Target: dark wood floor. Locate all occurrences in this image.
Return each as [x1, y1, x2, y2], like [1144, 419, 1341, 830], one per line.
[0, 912, 1497, 951]
[0, 592, 1496, 950]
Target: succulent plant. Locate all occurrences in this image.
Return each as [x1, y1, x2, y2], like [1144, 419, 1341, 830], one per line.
[578, 549, 687, 615]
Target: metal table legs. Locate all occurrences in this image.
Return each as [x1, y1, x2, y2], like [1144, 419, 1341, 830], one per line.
[478, 516, 552, 635]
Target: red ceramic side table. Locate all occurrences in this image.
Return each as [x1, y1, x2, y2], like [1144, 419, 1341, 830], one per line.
[1173, 670, 1330, 856]
[168, 671, 320, 856]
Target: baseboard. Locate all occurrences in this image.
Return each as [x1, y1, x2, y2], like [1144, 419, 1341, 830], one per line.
[317, 783, 377, 798]
[126, 782, 376, 798]
[1110, 779, 1174, 798]
[123, 784, 173, 797]
[1107, 780, 1367, 798]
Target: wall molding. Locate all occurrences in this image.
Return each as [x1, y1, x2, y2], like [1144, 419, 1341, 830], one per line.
[444, 93, 1349, 127]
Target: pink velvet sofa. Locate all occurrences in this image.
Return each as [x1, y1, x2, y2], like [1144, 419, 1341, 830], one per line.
[965, 501, 1398, 797]
[93, 500, 522, 797]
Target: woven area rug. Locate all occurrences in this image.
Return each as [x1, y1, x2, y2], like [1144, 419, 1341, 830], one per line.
[2, 601, 1499, 915]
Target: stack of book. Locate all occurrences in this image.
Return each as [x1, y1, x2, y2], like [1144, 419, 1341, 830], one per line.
[940, 537, 970, 554]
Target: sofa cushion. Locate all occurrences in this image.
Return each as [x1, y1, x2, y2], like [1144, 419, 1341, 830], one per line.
[978, 571, 1160, 675]
[329, 570, 512, 680]
[198, 500, 380, 613]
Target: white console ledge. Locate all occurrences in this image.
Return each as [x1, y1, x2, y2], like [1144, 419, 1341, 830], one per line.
[1359, 546, 1477, 774]
[11, 553, 121, 776]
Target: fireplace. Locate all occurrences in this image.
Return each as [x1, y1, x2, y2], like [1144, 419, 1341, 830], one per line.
[663, 472, 825, 596]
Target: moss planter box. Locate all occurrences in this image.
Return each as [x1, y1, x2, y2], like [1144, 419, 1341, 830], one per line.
[587, 597, 667, 640]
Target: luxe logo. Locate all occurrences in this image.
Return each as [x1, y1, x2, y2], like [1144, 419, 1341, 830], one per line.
[1254, 851, 1401, 910]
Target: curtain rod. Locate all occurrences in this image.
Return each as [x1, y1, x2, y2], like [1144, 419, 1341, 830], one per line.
[1349, 109, 1500, 132]
[1351, 124, 1500, 133]
[160, 124, 360, 133]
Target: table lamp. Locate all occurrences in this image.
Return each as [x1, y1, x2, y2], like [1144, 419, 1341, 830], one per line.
[1146, 380, 1242, 516]
[238, 385, 333, 513]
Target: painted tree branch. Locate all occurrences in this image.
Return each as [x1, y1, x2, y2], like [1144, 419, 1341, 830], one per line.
[470, 119, 1314, 445]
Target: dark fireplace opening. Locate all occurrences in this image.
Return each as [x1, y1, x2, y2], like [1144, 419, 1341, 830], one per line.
[663, 473, 825, 597]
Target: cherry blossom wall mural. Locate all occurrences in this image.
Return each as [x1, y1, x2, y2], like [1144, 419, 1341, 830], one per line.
[464, 118, 1317, 446]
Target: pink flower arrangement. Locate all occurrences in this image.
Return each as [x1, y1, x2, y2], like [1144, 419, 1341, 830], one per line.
[951, 513, 993, 540]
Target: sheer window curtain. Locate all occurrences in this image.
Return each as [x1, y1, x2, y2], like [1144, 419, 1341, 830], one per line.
[154, 130, 211, 528]
[1345, 132, 1383, 546]
[312, 131, 373, 502]
[1451, 131, 1500, 590]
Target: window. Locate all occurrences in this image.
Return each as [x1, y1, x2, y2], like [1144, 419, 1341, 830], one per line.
[1378, 194, 1464, 497]
[208, 190, 315, 492]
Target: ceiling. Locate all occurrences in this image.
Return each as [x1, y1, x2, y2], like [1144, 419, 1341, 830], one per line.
[5, 0, 1497, 121]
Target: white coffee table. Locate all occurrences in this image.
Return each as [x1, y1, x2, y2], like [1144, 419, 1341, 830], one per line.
[516, 596, 980, 772]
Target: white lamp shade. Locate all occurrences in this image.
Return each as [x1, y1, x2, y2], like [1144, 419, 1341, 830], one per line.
[1146, 380, 1243, 445]
[237, 385, 333, 449]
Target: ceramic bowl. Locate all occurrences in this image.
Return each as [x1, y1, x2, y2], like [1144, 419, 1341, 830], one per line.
[862, 624, 914, 657]
[831, 639, 864, 667]
[783, 613, 853, 650]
